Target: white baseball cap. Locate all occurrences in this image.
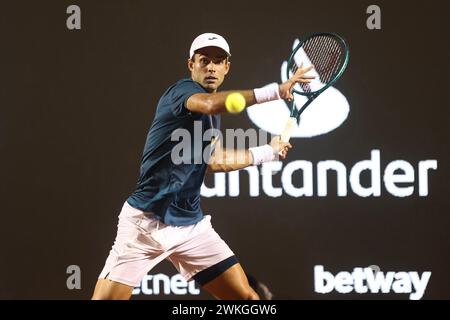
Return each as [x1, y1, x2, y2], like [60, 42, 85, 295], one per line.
[189, 33, 231, 58]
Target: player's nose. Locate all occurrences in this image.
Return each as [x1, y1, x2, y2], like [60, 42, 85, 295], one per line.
[206, 62, 216, 72]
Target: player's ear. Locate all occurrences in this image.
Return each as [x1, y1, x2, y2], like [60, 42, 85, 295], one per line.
[188, 57, 194, 72]
[224, 59, 230, 75]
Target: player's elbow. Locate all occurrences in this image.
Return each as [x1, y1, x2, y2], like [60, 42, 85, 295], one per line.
[207, 163, 222, 172]
[207, 163, 232, 173]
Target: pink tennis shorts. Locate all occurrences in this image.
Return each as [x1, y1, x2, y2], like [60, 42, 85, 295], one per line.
[98, 201, 237, 287]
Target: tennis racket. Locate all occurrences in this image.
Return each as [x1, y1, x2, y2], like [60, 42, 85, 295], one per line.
[280, 32, 349, 142]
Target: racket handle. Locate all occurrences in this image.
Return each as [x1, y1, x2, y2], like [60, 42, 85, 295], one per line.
[281, 117, 296, 142]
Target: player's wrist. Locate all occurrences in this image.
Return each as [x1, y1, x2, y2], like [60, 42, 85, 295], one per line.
[253, 83, 281, 104]
[249, 144, 275, 165]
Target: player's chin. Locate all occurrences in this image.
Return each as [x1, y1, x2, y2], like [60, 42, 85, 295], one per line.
[203, 82, 218, 92]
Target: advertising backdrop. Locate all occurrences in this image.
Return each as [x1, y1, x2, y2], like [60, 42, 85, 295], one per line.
[1, 0, 449, 299]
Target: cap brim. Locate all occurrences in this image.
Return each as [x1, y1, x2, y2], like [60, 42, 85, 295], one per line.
[192, 46, 231, 58]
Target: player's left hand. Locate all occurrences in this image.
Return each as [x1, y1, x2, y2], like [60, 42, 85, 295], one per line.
[279, 63, 315, 101]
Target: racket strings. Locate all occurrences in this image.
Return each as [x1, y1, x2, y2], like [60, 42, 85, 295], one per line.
[306, 36, 343, 82]
[289, 35, 346, 93]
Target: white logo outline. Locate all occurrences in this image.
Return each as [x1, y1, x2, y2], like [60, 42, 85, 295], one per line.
[246, 39, 350, 138]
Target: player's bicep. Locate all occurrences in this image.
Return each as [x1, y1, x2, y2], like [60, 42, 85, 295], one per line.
[186, 93, 214, 114]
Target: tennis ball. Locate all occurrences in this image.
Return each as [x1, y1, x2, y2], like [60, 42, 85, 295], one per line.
[225, 92, 246, 113]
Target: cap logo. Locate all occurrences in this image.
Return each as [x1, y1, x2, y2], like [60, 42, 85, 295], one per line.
[208, 37, 218, 40]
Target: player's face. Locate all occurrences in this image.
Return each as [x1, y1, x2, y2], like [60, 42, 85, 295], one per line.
[188, 46, 230, 92]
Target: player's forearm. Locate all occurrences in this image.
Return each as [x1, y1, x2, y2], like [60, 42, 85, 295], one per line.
[208, 149, 254, 172]
[204, 90, 256, 114]
[187, 83, 282, 115]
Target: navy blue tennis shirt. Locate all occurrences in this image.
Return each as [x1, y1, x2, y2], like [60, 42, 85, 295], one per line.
[127, 78, 220, 226]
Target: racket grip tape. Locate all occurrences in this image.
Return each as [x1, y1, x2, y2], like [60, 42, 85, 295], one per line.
[281, 117, 296, 142]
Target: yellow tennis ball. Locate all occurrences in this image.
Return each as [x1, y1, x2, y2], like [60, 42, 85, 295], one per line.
[225, 92, 246, 113]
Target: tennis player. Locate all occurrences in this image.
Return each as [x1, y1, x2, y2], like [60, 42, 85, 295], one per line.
[92, 33, 314, 300]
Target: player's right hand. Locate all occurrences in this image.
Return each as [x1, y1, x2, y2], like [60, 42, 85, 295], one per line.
[269, 136, 292, 160]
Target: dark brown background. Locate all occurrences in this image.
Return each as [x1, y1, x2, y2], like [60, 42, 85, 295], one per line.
[0, 0, 449, 299]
